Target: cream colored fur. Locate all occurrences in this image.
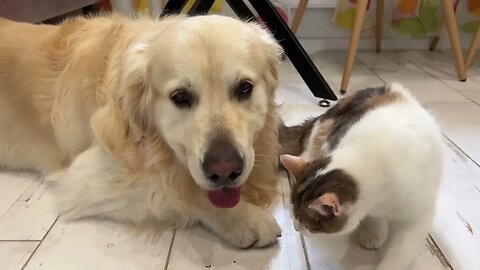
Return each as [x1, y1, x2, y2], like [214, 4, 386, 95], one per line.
[0, 14, 282, 248]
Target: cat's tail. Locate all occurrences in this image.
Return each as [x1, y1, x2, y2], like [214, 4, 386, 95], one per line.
[278, 118, 315, 156]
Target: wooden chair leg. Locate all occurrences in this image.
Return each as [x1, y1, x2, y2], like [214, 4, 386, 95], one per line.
[465, 26, 480, 70]
[375, 0, 384, 53]
[441, 0, 467, 81]
[429, 36, 440, 51]
[340, 0, 368, 94]
[291, 0, 309, 34]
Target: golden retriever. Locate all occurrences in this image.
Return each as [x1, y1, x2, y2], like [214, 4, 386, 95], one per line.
[0, 14, 282, 248]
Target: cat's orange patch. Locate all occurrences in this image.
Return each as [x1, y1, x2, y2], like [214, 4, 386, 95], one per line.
[365, 90, 403, 109]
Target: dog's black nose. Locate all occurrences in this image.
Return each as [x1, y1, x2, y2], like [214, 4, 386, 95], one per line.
[202, 137, 243, 185]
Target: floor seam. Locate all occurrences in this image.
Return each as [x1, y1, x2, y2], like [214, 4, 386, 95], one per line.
[21, 215, 59, 270]
[0, 240, 40, 242]
[300, 234, 311, 270]
[163, 229, 176, 270]
[444, 135, 480, 168]
[398, 51, 480, 106]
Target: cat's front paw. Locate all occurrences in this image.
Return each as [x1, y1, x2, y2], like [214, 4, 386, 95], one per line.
[222, 207, 281, 248]
[358, 229, 387, 250]
[357, 217, 388, 250]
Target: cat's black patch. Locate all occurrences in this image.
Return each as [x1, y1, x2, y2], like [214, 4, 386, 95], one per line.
[293, 168, 358, 211]
[278, 117, 316, 156]
[302, 156, 332, 182]
[320, 86, 389, 150]
[279, 86, 400, 156]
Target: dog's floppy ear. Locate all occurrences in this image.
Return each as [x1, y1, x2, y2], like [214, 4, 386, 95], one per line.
[248, 22, 284, 88]
[119, 42, 155, 141]
[90, 40, 156, 167]
[242, 22, 284, 207]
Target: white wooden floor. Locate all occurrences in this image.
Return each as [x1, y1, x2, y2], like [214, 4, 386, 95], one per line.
[1, 50, 479, 270]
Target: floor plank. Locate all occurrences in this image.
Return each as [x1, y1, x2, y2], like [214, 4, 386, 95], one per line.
[0, 179, 58, 240]
[0, 172, 35, 217]
[430, 140, 480, 270]
[302, 233, 449, 270]
[440, 50, 480, 71]
[166, 172, 308, 270]
[278, 103, 328, 128]
[399, 50, 480, 91]
[455, 89, 480, 105]
[0, 241, 39, 270]
[356, 51, 468, 103]
[427, 102, 480, 164]
[278, 51, 384, 98]
[24, 219, 174, 270]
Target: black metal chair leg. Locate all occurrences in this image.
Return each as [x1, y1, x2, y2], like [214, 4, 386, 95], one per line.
[188, 0, 216, 15]
[225, 0, 256, 20]
[161, 0, 337, 102]
[160, 0, 189, 17]
[247, 0, 336, 101]
[318, 99, 330, 107]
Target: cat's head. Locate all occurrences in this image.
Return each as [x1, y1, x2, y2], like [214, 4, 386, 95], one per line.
[280, 154, 359, 234]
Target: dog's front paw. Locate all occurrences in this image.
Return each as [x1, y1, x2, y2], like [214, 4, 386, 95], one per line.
[225, 208, 281, 248]
[202, 202, 281, 248]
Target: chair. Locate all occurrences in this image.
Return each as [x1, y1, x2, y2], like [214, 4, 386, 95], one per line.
[465, 26, 480, 70]
[429, 9, 480, 74]
[291, 0, 467, 94]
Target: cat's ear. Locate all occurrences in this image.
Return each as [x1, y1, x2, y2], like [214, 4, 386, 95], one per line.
[280, 154, 310, 179]
[308, 192, 343, 217]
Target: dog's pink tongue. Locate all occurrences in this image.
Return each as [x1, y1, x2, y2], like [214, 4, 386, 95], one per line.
[208, 186, 241, 208]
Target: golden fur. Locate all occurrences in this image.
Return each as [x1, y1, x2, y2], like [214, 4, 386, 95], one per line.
[0, 14, 282, 248]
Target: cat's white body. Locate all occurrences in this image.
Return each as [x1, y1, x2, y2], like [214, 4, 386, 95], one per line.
[304, 83, 444, 270]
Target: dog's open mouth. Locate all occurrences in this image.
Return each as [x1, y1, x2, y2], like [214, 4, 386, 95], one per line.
[207, 186, 241, 208]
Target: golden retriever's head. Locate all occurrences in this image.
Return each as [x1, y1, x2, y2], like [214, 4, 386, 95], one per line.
[93, 15, 282, 207]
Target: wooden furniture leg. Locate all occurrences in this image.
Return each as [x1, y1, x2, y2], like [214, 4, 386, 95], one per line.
[465, 26, 480, 70]
[375, 0, 384, 53]
[429, 36, 440, 51]
[340, 0, 368, 94]
[291, 0, 309, 34]
[440, 0, 467, 81]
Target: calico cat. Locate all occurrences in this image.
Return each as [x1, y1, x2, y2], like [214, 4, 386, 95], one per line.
[279, 83, 443, 270]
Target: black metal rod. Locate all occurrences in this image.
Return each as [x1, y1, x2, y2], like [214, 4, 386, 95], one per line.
[188, 0, 216, 15]
[160, 0, 189, 17]
[247, 0, 336, 100]
[225, 0, 256, 20]
[161, 0, 337, 101]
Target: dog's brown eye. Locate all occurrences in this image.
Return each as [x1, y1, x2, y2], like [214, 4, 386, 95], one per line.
[235, 81, 253, 100]
[170, 90, 193, 108]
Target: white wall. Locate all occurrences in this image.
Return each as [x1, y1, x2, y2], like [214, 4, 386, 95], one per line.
[220, 3, 472, 51]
